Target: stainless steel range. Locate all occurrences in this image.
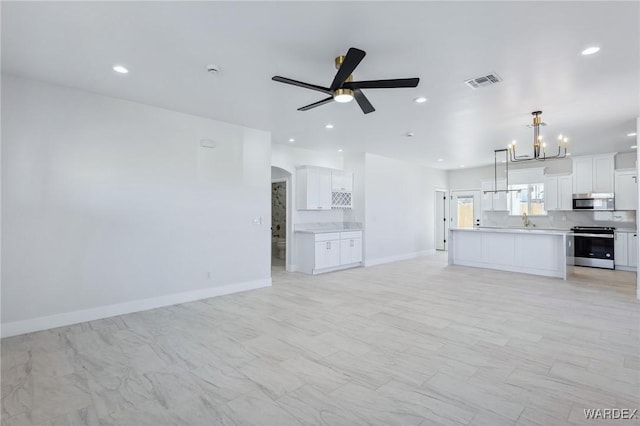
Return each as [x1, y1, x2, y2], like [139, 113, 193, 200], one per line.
[570, 226, 615, 269]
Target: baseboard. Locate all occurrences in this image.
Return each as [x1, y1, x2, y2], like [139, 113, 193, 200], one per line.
[365, 249, 436, 267]
[1, 278, 272, 338]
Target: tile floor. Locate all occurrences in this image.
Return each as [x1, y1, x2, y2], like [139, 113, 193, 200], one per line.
[2, 253, 639, 425]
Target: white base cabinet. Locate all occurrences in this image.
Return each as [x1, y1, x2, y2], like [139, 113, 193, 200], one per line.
[615, 231, 638, 270]
[296, 230, 363, 274]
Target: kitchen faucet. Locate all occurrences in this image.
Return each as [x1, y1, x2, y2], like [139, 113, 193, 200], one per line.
[521, 212, 531, 227]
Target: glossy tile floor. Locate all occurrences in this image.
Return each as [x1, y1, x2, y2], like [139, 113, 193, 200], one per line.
[2, 253, 639, 425]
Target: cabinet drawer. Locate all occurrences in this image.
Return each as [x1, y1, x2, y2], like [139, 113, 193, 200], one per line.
[340, 231, 362, 240]
[314, 232, 341, 242]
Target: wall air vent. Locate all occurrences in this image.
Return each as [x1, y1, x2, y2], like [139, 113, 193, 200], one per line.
[465, 73, 502, 89]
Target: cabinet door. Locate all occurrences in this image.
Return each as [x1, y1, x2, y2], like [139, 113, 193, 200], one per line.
[331, 170, 345, 191]
[493, 179, 508, 211]
[628, 233, 638, 268]
[350, 238, 363, 263]
[592, 155, 615, 193]
[544, 176, 559, 211]
[315, 240, 340, 269]
[615, 171, 637, 211]
[318, 168, 332, 209]
[481, 180, 494, 211]
[343, 172, 354, 192]
[615, 232, 628, 266]
[340, 239, 352, 264]
[558, 175, 573, 210]
[340, 238, 363, 264]
[573, 158, 593, 194]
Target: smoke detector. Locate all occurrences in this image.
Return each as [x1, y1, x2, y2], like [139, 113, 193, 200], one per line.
[465, 73, 502, 89]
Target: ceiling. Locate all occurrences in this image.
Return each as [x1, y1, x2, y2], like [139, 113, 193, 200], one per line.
[2, 1, 638, 170]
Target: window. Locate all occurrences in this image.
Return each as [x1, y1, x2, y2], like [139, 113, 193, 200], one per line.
[508, 183, 546, 216]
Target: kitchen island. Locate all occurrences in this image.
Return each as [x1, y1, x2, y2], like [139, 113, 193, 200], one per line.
[448, 227, 572, 279]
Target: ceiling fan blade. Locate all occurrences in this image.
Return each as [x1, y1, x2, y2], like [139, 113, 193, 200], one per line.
[297, 97, 335, 111]
[353, 89, 375, 114]
[272, 76, 332, 95]
[330, 47, 366, 91]
[344, 78, 420, 89]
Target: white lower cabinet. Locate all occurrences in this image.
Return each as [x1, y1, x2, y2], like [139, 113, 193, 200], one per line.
[340, 231, 363, 264]
[615, 231, 637, 270]
[628, 233, 638, 268]
[314, 239, 340, 269]
[296, 230, 363, 274]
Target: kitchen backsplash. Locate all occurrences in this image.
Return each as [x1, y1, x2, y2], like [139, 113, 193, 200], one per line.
[483, 210, 636, 230]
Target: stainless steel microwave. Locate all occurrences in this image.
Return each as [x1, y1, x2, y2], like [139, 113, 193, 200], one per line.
[572, 193, 615, 211]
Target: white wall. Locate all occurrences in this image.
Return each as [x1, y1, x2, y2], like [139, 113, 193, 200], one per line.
[2, 75, 272, 336]
[363, 153, 448, 265]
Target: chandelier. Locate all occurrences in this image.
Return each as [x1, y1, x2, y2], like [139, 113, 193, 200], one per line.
[507, 111, 568, 162]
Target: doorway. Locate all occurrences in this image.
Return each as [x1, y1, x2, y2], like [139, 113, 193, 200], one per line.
[435, 190, 449, 251]
[271, 166, 292, 272]
[450, 190, 481, 229]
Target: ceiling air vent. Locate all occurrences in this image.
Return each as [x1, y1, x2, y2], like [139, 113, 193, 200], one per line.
[465, 73, 502, 89]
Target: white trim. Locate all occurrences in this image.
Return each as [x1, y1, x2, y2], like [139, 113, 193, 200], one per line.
[365, 249, 436, 267]
[1, 278, 271, 338]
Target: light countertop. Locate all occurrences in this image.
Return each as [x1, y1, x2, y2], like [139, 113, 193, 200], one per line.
[452, 227, 570, 236]
[295, 227, 363, 234]
[295, 222, 363, 234]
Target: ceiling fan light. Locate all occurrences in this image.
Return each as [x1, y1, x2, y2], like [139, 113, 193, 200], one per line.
[334, 88, 354, 103]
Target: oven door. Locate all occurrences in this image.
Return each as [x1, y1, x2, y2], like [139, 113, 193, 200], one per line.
[573, 234, 614, 268]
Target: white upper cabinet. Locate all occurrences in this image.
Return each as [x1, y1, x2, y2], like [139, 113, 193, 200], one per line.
[572, 154, 615, 194]
[544, 174, 573, 211]
[614, 170, 637, 211]
[593, 155, 615, 193]
[296, 166, 332, 210]
[331, 170, 353, 192]
[481, 179, 508, 211]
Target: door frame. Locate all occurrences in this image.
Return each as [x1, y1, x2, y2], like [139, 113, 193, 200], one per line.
[434, 189, 449, 251]
[450, 190, 482, 229]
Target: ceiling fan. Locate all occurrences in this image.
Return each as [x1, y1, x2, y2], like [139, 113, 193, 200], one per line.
[272, 47, 420, 114]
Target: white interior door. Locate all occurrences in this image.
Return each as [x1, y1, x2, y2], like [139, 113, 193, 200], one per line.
[450, 191, 481, 229]
[435, 190, 448, 250]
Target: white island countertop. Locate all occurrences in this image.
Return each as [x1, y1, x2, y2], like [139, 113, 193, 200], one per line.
[449, 227, 571, 279]
[458, 227, 570, 235]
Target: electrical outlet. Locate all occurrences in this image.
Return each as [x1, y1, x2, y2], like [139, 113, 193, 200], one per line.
[206, 271, 212, 280]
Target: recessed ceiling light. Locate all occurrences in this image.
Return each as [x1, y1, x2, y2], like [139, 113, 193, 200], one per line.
[566, 153, 572, 156]
[459, 165, 465, 168]
[628, 132, 637, 137]
[437, 158, 444, 162]
[325, 124, 334, 129]
[581, 46, 600, 56]
[337, 149, 343, 152]
[406, 132, 415, 137]
[288, 138, 295, 143]
[414, 97, 427, 104]
[631, 145, 637, 149]
[112, 65, 129, 74]
[501, 160, 507, 163]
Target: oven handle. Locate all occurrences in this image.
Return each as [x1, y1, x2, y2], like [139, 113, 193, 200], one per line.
[572, 233, 614, 238]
